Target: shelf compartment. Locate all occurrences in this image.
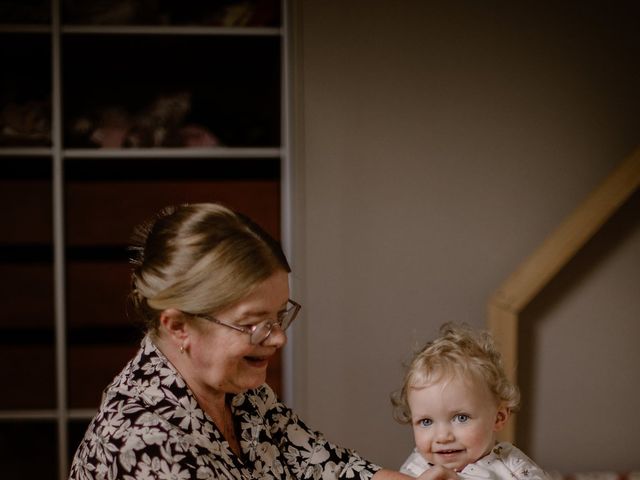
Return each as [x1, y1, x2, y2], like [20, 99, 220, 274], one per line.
[0, 32, 51, 147]
[0, 181, 51, 242]
[0, 0, 51, 25]
[67, 325, 141, 345]
[62, 34, 281, 148]
[0, 157, 52, 243]
[0, 343, 56, 409]
[67, 341, 141, 408]
[0, 260, 53, 328]
[64, 158, 280, 245]
[65, 179, 281, 245]
[62, 0, 281, 28]
[1, 183, 51, 245]
[0, 420, 58, 479]
[0, 326, 55, 344]
[66, 258, 133, 328]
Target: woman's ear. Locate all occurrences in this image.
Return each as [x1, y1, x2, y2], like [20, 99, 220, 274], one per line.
[159, 308, 189, 350]
[493, 403, 511, 432]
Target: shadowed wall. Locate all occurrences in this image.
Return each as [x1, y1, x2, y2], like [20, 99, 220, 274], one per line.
[290, 0, 640, 473]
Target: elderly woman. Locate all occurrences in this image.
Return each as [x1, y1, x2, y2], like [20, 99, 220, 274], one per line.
[69, 203, 423, 480]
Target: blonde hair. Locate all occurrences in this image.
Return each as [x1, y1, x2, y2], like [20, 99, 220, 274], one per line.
[128, 203, 290, 333]
[391, 323, 520, 424]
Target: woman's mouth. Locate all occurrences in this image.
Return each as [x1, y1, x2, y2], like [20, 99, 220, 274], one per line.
[244, 355, 269, 368]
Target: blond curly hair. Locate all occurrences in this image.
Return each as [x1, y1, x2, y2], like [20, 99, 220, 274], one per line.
[391, 323, 520, 424]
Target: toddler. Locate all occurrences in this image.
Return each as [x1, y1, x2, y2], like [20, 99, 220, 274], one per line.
[391, 323, 549, 480]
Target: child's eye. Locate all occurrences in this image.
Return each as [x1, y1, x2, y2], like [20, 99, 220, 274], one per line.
[453, 414, 469, 423]
[419, 419, 433, 427]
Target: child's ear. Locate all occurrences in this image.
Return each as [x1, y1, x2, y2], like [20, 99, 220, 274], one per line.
[493, 403, 511, 432]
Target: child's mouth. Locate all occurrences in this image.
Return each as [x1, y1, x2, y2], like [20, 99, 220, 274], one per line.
[435, 449, 463, 456]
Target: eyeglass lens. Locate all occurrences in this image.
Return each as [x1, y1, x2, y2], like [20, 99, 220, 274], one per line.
[249, 302, 299, 344]
[250, 322, 273, 344]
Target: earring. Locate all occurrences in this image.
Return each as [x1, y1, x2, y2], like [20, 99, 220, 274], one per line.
[180, 344, 185, 354]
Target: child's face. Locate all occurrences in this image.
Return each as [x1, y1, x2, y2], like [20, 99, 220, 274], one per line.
[407, 373, 509, 471]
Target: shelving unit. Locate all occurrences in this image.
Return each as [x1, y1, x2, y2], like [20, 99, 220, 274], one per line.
[0, 0, 290, 477]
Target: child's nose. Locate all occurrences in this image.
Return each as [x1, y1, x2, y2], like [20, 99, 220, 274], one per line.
[435, 424, 455, 443]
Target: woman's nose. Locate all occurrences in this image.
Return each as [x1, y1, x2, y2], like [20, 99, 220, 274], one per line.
[262, 324, 287, 348]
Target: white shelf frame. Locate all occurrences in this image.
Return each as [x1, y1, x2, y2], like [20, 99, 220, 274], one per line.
[62, 147, 282, 158]
[1, 26, 281, 37]
[0, 148, 281, 158]
[61, 25, 281, 36]
[0, 1, 292, 478]
[0, 147, 53, 156]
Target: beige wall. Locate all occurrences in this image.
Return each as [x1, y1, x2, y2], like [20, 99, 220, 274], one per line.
[289, 0, 639, 474]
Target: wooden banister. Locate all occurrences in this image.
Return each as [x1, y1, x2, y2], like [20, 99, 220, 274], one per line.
[488, 146, 640, 442]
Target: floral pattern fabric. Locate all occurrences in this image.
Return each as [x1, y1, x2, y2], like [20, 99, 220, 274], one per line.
[400, 442, 550, 480]
[69, 336, 381, 480]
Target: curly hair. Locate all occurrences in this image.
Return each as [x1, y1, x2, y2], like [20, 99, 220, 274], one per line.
[390, 323, 520, 424]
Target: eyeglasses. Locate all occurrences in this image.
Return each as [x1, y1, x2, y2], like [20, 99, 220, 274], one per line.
[187, 299, 301, 345]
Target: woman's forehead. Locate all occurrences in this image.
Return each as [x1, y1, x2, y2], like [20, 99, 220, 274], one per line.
[219, 271, 290, 315]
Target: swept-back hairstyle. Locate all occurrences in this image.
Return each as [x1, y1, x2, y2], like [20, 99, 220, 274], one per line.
[128, 203, 290, 333]
[391, 323, 520, 424]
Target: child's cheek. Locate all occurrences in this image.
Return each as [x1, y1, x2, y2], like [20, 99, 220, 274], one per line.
[413, 427, 433, 456]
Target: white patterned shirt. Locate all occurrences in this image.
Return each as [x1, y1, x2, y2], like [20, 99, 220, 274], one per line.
[69, 336, 381, 480]
[400, 442, 549, 480]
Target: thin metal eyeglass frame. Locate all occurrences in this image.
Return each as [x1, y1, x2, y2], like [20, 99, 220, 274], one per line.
[187, 299, 301, 345]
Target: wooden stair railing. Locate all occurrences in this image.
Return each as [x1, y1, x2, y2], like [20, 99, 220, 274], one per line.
[488, 146, 640, 442]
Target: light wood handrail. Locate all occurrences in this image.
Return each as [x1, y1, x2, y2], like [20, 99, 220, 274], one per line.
[488, 146, 640, 442]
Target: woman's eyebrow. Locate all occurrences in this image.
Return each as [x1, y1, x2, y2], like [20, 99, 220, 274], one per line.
[237, 301, 289, 319]
[238, 308, 272, 318]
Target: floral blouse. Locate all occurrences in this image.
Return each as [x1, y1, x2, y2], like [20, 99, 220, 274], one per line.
[69, 336, 381, 480]
[400, 442, 549, 480]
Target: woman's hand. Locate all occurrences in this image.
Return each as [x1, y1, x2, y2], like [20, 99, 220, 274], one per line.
[372, 465, 459, 480]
